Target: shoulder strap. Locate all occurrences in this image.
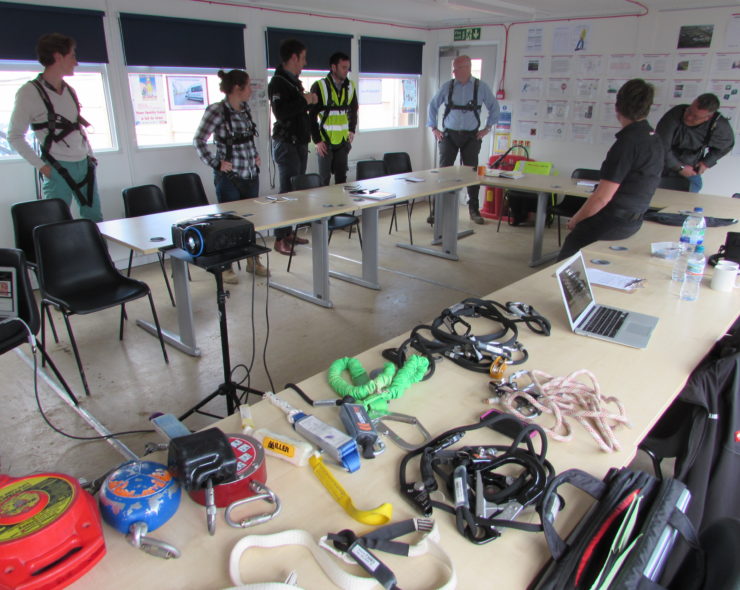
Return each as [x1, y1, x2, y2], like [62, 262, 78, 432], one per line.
[700, 111, 721, 153]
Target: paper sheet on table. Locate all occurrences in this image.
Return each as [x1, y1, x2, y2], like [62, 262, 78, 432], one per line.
[586, 267, 642, 292]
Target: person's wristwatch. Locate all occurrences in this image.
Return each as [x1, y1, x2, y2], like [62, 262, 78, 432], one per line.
[676, 165, 685, 173]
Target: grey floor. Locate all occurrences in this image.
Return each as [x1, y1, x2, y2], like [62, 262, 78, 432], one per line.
[2, 200, 566, 481]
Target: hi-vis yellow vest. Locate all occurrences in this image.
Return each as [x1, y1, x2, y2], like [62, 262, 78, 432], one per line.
[316, 76, 355, 145]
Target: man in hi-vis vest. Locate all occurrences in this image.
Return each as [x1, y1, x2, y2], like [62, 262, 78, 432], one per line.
[310, 52, 358, 185]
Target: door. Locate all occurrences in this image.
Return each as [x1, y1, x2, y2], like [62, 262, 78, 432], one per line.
[437, 45, 498, 165]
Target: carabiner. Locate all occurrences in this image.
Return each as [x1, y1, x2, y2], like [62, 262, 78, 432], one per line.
[126, 521, 181, 559]
[224, 480, 281, 528]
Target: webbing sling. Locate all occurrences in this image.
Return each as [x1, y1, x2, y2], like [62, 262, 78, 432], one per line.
[441, 77, 480, 130]
[30, 76, 95, 207]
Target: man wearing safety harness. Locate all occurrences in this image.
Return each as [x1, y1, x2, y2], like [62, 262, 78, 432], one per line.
[9, 33, 102, 221]
[309, 52, 358, 186]
[428, 55, 499, 225]
[655, 93, 734, 193]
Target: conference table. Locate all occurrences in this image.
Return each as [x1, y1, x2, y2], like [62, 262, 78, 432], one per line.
[70, 206, 740, 588]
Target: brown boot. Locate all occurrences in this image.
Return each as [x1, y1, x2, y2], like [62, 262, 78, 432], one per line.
[274, 238, 293, 256]
[246, 256, 269, 277]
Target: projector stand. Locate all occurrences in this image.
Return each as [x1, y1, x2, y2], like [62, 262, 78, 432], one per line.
[174, 246, 269, 421]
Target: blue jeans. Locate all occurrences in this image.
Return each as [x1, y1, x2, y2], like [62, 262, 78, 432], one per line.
[43, 158, 103, 221]
[214, 171, 259, 203]
[688, 174, 702, 193]
[272, 140, 308, 239]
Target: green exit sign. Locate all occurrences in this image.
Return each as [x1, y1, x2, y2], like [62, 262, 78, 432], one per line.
[454, 27, 481, 41]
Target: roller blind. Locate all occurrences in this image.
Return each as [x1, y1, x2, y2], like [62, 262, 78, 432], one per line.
[120, 13, 245, 69]
[360, 36, 424, 75]
[265, 28, 352, 71]
[0, 2, 107, 63]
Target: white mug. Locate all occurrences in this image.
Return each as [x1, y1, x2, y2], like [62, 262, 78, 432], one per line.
[710, 260, 740, 292]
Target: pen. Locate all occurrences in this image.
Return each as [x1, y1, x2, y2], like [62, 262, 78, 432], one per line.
[625, 278, 645, 288]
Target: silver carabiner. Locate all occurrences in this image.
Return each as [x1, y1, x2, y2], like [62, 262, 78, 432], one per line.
[126, 522, 181, 559]
[224, 480, 281, 528]
[373, 412, 432, 451]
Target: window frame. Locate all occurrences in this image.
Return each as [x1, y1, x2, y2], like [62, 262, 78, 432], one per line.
[357, 73, 420, 133]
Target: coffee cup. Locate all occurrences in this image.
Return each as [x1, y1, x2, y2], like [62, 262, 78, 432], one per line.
[477, 165, 487, 176]
[710, 260, 740, 292]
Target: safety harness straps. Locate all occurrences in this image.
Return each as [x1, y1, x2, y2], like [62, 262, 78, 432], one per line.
[442, 77, 480, 130]
[316, 75, 355, 145]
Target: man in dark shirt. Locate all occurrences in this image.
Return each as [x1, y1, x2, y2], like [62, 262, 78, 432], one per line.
[655, 93, 734, 193]
[268, 39, 317, 255]
[558, 79, 664, 260]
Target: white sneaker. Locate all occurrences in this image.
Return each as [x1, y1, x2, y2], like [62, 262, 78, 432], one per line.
[223, 269, 239, 284]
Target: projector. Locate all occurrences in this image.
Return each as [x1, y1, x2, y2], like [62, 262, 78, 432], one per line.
[172, 213, 255, 257]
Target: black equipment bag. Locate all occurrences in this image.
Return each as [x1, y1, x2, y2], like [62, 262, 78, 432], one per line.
[708, 231, 740, 267]
[529, 467, 697, 590]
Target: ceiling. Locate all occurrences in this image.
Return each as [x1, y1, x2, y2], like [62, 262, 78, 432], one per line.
[209, 0, 720, 29]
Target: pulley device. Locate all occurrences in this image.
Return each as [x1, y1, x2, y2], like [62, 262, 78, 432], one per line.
[383, 298, 550, 377]
[98, 460, 181, 559]
[399, 412, 555, 544]
[0, 472, 106, 589]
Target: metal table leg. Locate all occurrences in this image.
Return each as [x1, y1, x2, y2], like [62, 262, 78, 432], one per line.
[330, 206, 380, 290]
[398, 191, 462, 260]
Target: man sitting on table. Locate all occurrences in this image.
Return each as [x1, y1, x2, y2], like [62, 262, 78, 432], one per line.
[558, 79, 663, 261]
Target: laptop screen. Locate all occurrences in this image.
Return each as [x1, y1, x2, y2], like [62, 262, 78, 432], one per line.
[556, 253, 595, 327]
[0, 266, 18, 319]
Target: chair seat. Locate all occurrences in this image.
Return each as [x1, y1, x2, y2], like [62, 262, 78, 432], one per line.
[0, 318, 29, 355]
[328, 214, 359, 231]
[45, 277, 150, 315]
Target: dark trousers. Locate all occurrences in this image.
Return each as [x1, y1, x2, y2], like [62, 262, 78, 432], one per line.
[273, 139, 308, 239]
[439, 129, 482, 212]
[214, 171, 259, 203]
[558, 211, 642, 261]
[317, 141, 350, 186]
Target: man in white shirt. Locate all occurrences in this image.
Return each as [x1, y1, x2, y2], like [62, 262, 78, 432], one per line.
[9, 33, 102, 221]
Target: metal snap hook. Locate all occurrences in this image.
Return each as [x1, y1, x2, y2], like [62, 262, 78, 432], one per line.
[126, 522, 181, 559]
[224, 480, 281, 528]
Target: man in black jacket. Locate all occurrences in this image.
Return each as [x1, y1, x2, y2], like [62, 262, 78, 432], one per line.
[268, 39, 318, 255]
[655, 93, 734, 193]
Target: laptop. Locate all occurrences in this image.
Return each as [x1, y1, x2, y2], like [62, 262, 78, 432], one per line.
[555, 252, 658, 349]
[0, 266, 18, 320]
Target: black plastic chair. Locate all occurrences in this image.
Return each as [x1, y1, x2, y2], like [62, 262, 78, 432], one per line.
[287, 174, 362, 272]
[548, 168, 600, 245]
[33, 219, 169, 397]
[659, 175, 692, 192]
[122, 185, 176, 307]
[356, 160, 387, 181]
[162, 172, 210, 211]
[11, 198, 74, 343]
[0, 248, 79, 406]
[382, 152, 416, 243]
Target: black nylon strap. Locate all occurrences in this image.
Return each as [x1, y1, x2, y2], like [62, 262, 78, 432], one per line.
[442, 78, 480, 130]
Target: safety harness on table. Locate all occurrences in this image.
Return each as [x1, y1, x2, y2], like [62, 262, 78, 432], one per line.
[383, 299, 550, 378]
[29, 75, 96, 207]
[399, 412, 555, 545]
[442, 78, 481, 130]
[225, 519, 456, 590]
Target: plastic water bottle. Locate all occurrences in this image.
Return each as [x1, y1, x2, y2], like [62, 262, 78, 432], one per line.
[679, 245, 706, 301]
[671, 236, 692, 282]
[680, 207, 707, 249]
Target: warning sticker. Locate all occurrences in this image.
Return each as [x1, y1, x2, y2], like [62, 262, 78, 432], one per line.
[0, 475, 75, 541]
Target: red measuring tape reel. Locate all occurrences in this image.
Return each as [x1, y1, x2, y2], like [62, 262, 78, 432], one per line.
[189, 434, 280, 528]
[0, 473, 105, 590]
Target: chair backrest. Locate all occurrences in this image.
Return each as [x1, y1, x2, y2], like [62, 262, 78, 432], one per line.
[382, 152, 412, 175]
[356, 160, 388, 181]
[11, 198, 73, 266]
[122, 185, 168, 218]
[33, 219, 122, 300]
[571, 168, 600, 181]
[658, 175, 691, 192]
[0, 248, 40, 341]
[290, 173, 322, 191]
[162, 173, 210, 210]
[514, 160, 553, 176]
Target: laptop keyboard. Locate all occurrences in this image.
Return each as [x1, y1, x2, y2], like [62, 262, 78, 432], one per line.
[581, 306, 627, 338]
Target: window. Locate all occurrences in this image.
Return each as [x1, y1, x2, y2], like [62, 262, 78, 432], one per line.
[0, 62, 115, 160]
[126, 68, 222, 147]
[358, 75, 419, 131]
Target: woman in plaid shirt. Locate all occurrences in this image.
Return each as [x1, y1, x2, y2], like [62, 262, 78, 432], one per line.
[194, 69, 267, 279]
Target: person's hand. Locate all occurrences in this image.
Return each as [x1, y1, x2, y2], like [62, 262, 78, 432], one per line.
[679, 165, 697, 177]
[696, 162, 708, 175]
[476, 127, 491, 140]
[348, 132, 355, 143]
[219, 160, 233, 172]
[304, 92, 318, 105]
[316, 142, 328, 157]
[566, 217, 578, 231]
[255, 155, 261, 167]
[39, 164, 52, 179]
[431, 128, 444, 141]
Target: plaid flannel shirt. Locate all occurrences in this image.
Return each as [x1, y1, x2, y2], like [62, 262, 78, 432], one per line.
[194, 99, 259, 179]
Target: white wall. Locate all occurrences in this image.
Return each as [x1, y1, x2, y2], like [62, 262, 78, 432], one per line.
[3, 2, 737, 260]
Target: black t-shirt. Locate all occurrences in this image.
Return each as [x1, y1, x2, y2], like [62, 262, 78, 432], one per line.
[600, 119, 664, 215]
